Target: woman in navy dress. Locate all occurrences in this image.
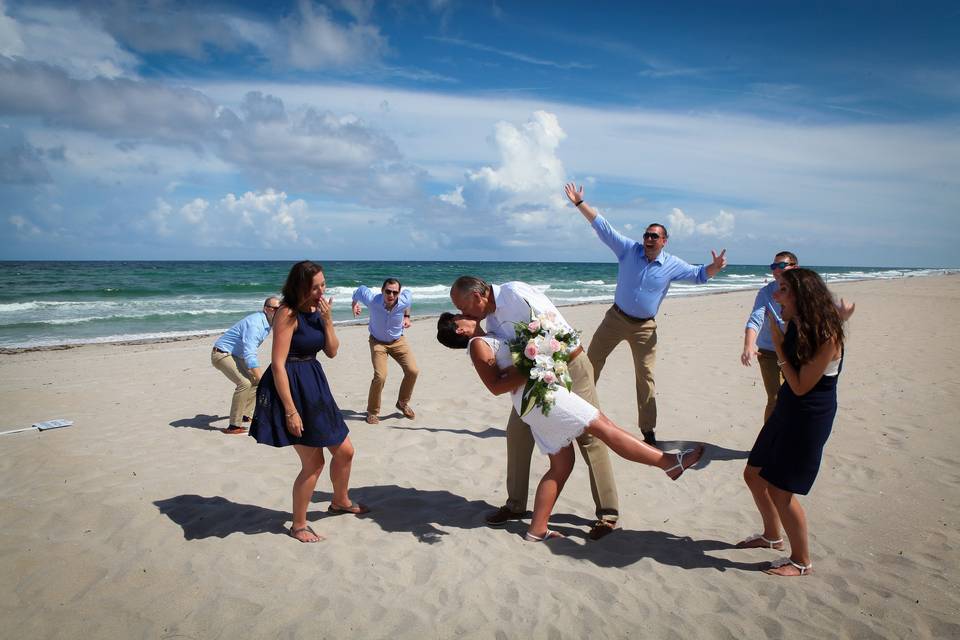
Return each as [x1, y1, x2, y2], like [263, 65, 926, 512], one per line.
[736, 268, 846, 576]
[250, 261, 368, 543]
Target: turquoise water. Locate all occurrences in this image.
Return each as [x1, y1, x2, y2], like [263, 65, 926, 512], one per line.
[0, 261, 953, 349]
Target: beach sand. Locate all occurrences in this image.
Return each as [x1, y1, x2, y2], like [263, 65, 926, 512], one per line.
[1, 275, 957, 639]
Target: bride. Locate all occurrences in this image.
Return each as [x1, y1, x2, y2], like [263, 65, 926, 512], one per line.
[437, 312, 704, 542]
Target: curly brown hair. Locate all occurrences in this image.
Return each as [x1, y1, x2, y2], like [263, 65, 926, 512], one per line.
[781, 268, 845, 365]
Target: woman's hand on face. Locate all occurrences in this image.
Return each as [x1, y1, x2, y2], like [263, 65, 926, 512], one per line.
[767, 309, 784, 348]
[285, 412, 304, 437]
[317, 296, 333, 322]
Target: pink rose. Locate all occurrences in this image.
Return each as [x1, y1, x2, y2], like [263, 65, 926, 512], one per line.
[543, 371, 557, 385]
[528, 320, 541, 333]
[524, 343, 538, 359]
[549, 339, 562, 352]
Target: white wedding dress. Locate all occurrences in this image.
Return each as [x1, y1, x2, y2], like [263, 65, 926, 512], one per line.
[471, 336, 599, 454]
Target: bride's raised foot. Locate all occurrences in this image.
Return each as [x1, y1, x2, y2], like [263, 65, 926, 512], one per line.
[665, 445, 704, 481]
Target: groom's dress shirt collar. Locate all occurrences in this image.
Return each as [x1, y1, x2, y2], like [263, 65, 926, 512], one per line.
[591, 214, 708, 319]
[485, 282, 573, 341]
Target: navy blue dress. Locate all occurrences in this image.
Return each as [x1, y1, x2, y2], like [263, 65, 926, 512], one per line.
[249, 310, 349, 448]
[747, 323, 842, 495]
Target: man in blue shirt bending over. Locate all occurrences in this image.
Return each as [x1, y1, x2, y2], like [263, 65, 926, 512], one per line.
[211, 297, 280, 435]
[352, 278, 419, 425]
[565, 183, 727, 448]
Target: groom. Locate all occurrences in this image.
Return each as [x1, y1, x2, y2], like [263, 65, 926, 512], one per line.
[450, 276, 621, 539]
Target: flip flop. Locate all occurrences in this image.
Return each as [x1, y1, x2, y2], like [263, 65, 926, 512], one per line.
[736, 533, 785, 549]
[764, 557, 813, 576]
[327, 502, 371, 516]
[524, 530, 565, 542]
[288, 525, 322, 543]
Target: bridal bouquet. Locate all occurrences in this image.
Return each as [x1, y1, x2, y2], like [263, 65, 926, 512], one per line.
[509, 308, 581, 417]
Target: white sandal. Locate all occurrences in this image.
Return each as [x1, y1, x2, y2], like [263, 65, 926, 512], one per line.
[736, 533, 784, 549]
[524, 530, 565, 542]
[665, 447, 703, 480]
[765, 556, 813, 576]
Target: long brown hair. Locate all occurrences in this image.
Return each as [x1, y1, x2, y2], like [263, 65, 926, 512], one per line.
[281, 261, 323, 310]
[781, 268, 844, 365]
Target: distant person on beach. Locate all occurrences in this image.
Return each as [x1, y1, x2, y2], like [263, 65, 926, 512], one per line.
[735, 268, 847, 576]
[437, 312, 703, 542]
[249, 261, 368, 543]
[564, 183, 727, 448]
[352, 279, 418, 424]
[741, 252, 855, 424]
[211, 297, 281, 435]
[449, 276, 621, 541]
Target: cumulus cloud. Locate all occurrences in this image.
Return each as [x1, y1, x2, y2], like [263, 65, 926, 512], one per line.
[437, 185, 464, 207]
[462, 110, 569, 231]
[667, 207, 735, 238]
[138, 189, 316, 248]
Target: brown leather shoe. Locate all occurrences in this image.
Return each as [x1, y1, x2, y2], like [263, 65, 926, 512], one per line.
[395, 402, 415, 419]
[588, 520, 618, 540]
[365, 413, 380, 425]
[223, 425, 247, 435]
[485, 506, 525, 526]
[642, 430, 658, 448]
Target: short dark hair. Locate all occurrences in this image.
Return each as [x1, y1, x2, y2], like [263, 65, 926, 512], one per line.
[382, 278, 401, 291]
[451, 275, 489, 297]
[775, 251, 798, 265]
[647, 223, 668, 238]
[437, 312, 469, 349]
[281, 261, 323, 310]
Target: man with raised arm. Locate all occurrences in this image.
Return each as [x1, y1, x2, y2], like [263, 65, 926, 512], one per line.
[564, 183, 728, 448]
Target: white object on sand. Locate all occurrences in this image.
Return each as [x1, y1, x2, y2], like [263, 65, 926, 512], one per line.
[0, 419, 74, 436]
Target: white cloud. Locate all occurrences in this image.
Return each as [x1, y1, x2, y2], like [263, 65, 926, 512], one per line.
[179, 198, 208, 224]
[437, 185, 464, 207]
[4, 3, 139, 79]
[8, 213, 41, 235]
[283, 0, 387, 70]
[668, 207, 735, 238]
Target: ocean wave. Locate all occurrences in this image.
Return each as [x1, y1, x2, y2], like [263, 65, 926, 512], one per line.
[575, 280, 606, 285]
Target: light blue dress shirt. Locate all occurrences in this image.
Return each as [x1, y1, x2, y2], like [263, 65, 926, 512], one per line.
[352, 286, 411, 343]
[591, 215, 708, 319]
[746, 280, 783, 351]
[213, 311, 271, 369]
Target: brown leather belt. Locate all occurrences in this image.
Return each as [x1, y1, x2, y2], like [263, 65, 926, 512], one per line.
[213, 347, 229, 354]
[612, 303, 654, 322]
[568, 345, 584, 361]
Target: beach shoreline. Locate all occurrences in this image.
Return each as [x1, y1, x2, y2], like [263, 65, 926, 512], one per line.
[1, 275, 957, 639]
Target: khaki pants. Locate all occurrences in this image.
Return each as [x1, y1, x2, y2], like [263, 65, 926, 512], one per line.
[757, 349, 783, 422]
[367, 335, 419, 414]
[587, 305, 658, 434]
[211, 349, 258, 427]
[503, 353, 620, 521]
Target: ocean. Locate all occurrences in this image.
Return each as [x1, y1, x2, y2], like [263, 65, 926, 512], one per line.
[0, 261, 953, 350]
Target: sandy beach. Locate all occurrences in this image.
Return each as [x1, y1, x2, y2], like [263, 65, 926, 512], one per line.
[1, 275, 958, 639]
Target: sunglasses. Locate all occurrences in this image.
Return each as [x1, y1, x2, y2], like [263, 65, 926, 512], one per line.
[265, 305, 281, 310]
[643, 232, 662, 240]
[383, 289, 400, 296]
[769, 262, 794, 271]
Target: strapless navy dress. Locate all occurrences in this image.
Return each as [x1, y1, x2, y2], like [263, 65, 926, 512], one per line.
[748, 323, 842, 495]
[250, 310, 349, 448]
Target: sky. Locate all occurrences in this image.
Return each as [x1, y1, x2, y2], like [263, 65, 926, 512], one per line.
[0, 0, 957, 267]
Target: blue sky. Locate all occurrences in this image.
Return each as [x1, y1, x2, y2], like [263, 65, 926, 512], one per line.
[1, 0, 957, 267]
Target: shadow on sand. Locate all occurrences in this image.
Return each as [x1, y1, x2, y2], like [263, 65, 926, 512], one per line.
[169, 414, 227, 432]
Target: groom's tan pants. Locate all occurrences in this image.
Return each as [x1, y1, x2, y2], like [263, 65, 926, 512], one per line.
[503, 352, 620, 521]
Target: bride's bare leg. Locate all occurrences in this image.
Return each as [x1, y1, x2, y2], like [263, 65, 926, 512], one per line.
[586, 413, 703, 478]
[528, 445, 575, 538]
